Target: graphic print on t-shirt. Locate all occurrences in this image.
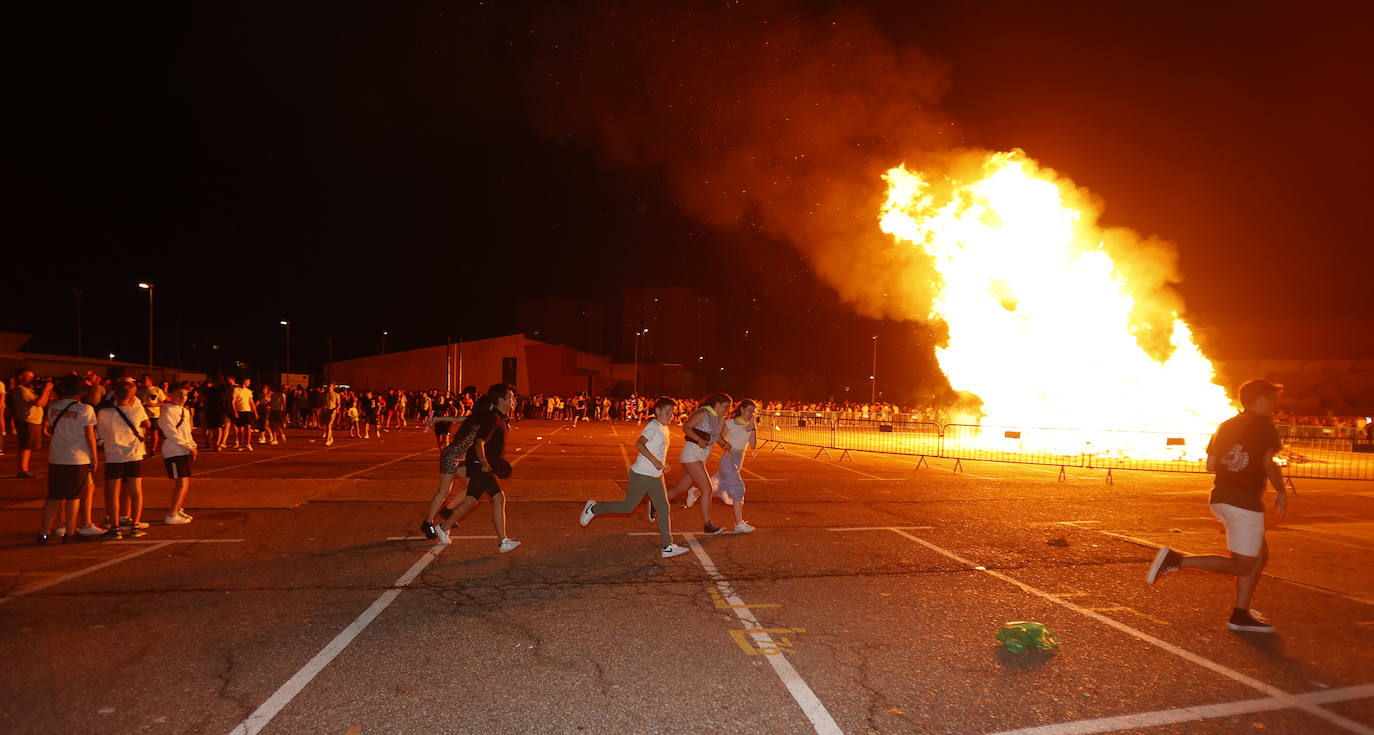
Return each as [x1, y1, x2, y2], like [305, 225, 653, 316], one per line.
[1220, 443, 1249, 472]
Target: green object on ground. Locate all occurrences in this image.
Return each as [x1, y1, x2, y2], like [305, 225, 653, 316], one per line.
[995, 621, 1060, 653]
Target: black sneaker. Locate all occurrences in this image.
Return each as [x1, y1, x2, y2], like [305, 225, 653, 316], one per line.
[100, 527, 122, 541]
[1146, 547, 1182, 584]
[703, 521, 725, 536]
[1228, 609, 1276, 633]
[421, 521, 437, 540]
[17, 471, 37, 479]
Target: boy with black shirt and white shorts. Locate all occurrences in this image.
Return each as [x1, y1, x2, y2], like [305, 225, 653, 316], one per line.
[434, 384, 521, 554]
[1147, 379, 1290, 633]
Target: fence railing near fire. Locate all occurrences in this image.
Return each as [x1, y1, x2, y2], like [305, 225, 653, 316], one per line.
[759, 410, 1374, 481]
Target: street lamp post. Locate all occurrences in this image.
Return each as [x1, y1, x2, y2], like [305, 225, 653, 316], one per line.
[382, 330, 388, 355]
[280, 321, 291, 378]
[138, 282, 154, 369]
[870, 335, 878, 405]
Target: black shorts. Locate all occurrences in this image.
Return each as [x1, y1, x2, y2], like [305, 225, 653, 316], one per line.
[465, 466, 502, 499]
[320, 409, 336, 424]
[105, 460, 143, 481]
[233, 411, 254, 427]
[204, 410, 226, 427]
[268, 410, 284, 426]
[19, 423, 42, 451]
[47, 463, 92, 500]
[164, 454, 193, 479]
[364, 413, 378, 426]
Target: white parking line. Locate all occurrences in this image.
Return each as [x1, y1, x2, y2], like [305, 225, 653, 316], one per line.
[877, 527, 1374, 735]
[0, 541, 173, 604]
[336, 448, 434, 479]
[987, 682, 1374, 735]
[199, 440, 368, 477]
[227, 544, 449, 735]
[683, 533, 842, 735]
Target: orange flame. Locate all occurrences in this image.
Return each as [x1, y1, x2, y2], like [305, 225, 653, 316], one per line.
[879, 150, 1231, 438]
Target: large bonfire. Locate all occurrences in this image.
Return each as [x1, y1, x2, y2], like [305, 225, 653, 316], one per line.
[878, 150, 1232, 436]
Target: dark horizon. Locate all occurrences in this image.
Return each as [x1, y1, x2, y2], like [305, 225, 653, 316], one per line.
[7, 1, 1371, 396]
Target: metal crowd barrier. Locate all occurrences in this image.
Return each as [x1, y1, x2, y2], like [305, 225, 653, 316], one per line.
[758, 411, 1374, 481]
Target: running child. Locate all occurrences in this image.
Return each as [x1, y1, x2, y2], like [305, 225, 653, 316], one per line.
[158, 385, 198, 525]
[37, 375, 98, 544]
[1147, 379, 1289, 633]
[579, 397, 689, 558]
[433, 384, 521, 554]
[714, 399, 759, 533]
[663, 393, 732, 536]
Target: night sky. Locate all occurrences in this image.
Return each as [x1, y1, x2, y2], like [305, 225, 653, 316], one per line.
[8, 1, 1371, 398]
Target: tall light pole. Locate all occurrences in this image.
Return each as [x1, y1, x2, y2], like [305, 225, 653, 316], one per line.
[382, 330, 389, 355]
[870, 335, 878, 405]
[138, 282, 154, 369]
[280, 321, 291, 378]
[632, 328, 647, 397]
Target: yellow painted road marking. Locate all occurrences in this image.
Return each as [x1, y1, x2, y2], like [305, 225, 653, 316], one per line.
[709, 587, 780, 609]
[729, 627, 806, 656]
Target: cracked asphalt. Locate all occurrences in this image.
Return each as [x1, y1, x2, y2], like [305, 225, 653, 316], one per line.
[1, 419, 1372, 734]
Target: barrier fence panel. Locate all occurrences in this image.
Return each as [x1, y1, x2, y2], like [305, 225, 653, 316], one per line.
[830, 418, 942, 457]
[941, 424, 1085, 468]
[1083, 429, 1213, 475]
[1277, 429, 1374, 480]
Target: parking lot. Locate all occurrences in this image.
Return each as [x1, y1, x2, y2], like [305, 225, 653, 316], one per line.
[2, 419, 1372, 734]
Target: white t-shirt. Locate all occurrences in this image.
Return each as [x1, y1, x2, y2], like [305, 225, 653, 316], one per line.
[97, 402, 149, 463]
[631, 419, 671, 478]
[723, 417, 755, 453]
[159, 403, 198, 458]
[46, 399, 97, 465]
[232, 386, 255, 412]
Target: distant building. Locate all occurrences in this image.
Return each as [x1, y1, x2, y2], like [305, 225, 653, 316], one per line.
[517, 298, 606, 355]
[324, 333, 627, 396]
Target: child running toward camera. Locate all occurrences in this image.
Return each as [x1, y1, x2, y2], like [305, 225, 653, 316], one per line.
[579, 397, 688, 558]
[715, 399, 759, 533]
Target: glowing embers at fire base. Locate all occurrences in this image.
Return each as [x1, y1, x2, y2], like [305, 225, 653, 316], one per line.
[879, 150, 1231, 450]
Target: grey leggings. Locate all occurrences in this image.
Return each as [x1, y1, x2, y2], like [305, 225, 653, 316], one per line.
[594, 471, 672, 547]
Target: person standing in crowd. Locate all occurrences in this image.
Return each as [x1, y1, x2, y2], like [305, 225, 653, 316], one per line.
[159, 386, 198, 525]
[710, 399, 759, 533]
[199, 374, 228, 451]
[138, 374, 165, 454]
[231, 377, 257, 452]
[96, 379, 150, 539]
[1147, 379, 1290, 633]
[10, 370, 52, 479]
[664, 393, 733, 536]
[360, 389, 379, 439]
[38, 375, 99, 543]
[255, 384, 273, 444]
[320, 383, 340, 446]
[266, 384, 287, 445]
[579, 397, 689, 558]
[433, 384, 520, 554]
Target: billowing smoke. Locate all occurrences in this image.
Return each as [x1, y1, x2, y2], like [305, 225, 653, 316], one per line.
[525, 2, 955, 320]
[525, 2, 1189, 362]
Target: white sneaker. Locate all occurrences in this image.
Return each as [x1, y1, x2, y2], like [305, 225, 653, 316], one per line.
[435, 525, 451, 545]
[245, 444, 253, 452]
[685, 486, 700, 508]
[164, 513, 191, 525]
[498, 538, 521, 553]
[661, 544, 689, 558]
[324, 438, 334, 447]
[579, 500, 596, 527]
[76, 524, 105, 536]
[177, 509, 194, 520]
[734, 521, 755, 534]
[270, 440, 279, 445]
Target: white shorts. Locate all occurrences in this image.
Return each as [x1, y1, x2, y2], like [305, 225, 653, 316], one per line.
[679, 442, 711, 465]
[1210, 503, 1265, 556]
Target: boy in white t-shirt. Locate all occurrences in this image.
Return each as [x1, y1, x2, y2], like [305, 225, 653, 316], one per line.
[579, 397, 689, 558]
[38, 375, 99, 544]
[158, 386, 198, 525]
[97, 379, 151, 539]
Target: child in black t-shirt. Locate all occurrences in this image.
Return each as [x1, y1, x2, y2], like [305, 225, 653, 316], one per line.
[1146, 379, 1290, 633]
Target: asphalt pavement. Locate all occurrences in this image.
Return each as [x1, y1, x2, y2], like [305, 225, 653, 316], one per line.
[1, 419, 1371, 734]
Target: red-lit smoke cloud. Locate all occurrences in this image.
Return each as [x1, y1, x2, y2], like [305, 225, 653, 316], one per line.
[524, 2, 957, 320]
